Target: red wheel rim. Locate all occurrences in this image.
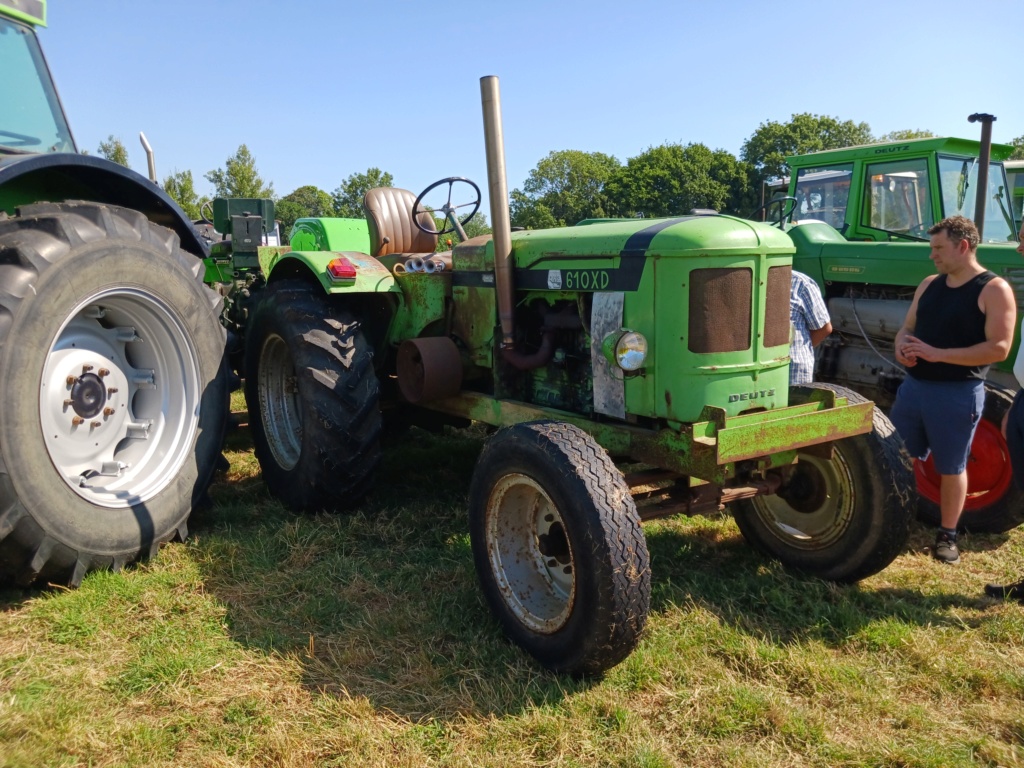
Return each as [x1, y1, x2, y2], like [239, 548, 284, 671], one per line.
[914, 418, 1013, 511]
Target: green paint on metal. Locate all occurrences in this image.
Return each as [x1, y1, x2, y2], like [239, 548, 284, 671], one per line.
[290, 217, 370, 254]
[0, 0, 46, 26]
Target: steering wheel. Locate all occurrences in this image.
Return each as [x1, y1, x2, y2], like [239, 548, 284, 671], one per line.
[0, 129, 42, 148]
[748, 196, 798, 228]
[412, 177, 481, 236]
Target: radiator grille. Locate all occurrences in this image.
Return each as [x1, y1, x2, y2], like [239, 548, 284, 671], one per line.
[688, 268, 752, 353]
[764, 265, 792, 347]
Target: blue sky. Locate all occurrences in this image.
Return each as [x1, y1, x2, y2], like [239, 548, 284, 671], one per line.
[40, 0, 1023, 216]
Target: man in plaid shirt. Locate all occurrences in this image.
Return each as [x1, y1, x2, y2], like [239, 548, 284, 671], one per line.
[789, 270, 832, 385]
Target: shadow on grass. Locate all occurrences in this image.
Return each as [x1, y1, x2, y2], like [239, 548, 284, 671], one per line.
[643, 518, 1001, 649]
[186, 421, 1024, 719]
[191, 425, 599, 720]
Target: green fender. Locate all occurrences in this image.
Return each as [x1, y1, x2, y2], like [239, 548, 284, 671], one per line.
[262, 249, 398, 295]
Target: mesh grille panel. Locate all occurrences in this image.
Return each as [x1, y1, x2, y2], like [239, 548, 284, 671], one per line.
[764, 265, 792, 348]
[688, 268, 752, 353]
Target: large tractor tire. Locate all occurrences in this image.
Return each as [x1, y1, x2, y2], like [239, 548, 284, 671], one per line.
[468, 421, 650, 675]
[244, 280, 381, 512]
[733, 383, 914, 583]
[0, 202, 228, 587]
[914, 384, 1024, 533]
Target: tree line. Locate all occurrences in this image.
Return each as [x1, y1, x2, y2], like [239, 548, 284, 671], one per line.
[96, 115, 1024, 240]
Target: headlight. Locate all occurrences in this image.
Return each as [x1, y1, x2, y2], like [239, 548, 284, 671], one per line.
[602, 329, 648, 371]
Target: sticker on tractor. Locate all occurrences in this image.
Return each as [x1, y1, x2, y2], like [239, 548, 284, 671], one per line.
[547, 270, 562, 289]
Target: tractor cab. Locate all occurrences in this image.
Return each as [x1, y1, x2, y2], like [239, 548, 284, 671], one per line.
[0, 3, 76, 157]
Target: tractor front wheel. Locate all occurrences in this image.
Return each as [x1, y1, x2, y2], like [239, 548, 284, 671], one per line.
[468, 421, 650, 675]
[733, 383, 914, 583]
[244, 280, 381, 512]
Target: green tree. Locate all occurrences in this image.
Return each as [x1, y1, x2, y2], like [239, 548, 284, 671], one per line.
[205, 144, 274, 199]
[276, 185, 334, 237]
[332, 168, 394, 218]
[98, 135, 130, 167]
[741, 113, 873, 185]
[875, 129, 935, 142]
[510, 150, 621, 228]
[605, 143, 750, 218]
[162, 169, 209, 221]
[1009, 134, 1024, 161]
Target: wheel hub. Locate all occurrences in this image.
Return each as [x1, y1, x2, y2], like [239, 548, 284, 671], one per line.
[68, 371, 107, 418]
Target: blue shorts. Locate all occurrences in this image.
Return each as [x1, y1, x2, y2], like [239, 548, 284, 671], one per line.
[1007, 389, 1024, 490]
[890, 376, 984, 475]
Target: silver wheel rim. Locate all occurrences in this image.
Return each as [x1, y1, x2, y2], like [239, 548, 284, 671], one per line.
[749, 452, 855, 549]
[485, 473, 575, 634]
[257, 333, 302, 471]
[40, 288, 201, 508]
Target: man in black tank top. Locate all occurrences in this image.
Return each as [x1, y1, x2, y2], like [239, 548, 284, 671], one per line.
[891, 216, 1017, 564]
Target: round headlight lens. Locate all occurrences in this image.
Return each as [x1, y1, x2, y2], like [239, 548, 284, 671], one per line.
[615, 331, 648, 371]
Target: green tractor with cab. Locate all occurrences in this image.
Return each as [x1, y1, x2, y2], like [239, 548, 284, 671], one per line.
[767, 127, 1023, 533]
[0, 1, 228, 587]
[204, 77, 914, 674]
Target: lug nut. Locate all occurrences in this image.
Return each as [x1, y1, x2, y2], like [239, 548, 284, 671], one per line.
[90, 421, 101, 428]
[71, 416, 84, 426]
[82, 365, 93, 373]
[103, 407, 115, 416]
[98, 368, 110, 377]
[63, 399, 73, 407]
[66, 376, 76, 386]
[107, 387, 118, 396]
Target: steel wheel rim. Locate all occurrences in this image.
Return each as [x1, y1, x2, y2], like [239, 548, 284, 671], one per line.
[749, 452, 855, 550]
[485, 473, 575, 634]
[257, 333, 302, 471]
[914, 418, 1012, 511]
[40, 288, 201, 508]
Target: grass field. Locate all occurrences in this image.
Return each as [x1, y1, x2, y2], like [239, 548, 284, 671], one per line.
[2, 411, 1023, 767]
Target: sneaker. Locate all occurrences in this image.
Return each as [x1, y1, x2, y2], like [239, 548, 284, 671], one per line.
[984, 579, 1024, 601]
[932, 532, 960, 564]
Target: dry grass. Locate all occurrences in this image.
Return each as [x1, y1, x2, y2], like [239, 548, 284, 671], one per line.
[1, 413, 1023, 767]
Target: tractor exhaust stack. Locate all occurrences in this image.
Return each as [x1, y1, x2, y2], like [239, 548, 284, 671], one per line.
[968, 113, 995, 239]
[480, 76, 515, 348]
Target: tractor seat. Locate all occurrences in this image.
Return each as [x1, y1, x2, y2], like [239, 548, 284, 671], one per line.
[363, 187, 438, 258]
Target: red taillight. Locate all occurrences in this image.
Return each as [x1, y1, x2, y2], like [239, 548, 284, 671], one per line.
[327, 257, 356, 281]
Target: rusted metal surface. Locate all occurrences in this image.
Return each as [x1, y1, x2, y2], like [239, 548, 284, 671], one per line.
[636, 474, 783, 522]
[423, 390, 871, 485]
[396, 337, 463, 403]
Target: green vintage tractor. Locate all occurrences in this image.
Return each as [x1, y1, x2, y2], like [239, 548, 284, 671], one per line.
[0, 1, 228, 586]
[204, 77, 913, 675]
[769, 127, 1022, 532]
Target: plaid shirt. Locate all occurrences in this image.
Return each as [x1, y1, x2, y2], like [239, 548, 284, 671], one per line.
[790, 271, 830, 385]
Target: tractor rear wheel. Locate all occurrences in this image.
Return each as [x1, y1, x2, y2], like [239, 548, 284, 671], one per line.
[733, 383, 914, 583]
[468, 421, 650, 675]
[0, 202, 228, 587]
[914, 384, 1024, 533]
[244, 280, 381, 511]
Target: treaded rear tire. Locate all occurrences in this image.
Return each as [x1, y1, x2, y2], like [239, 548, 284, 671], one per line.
[733, 383, 915, 583]
[915, 385, 1024, 533]
[0, 201, 228, 587]
[244, 280, 381, 511]
[468, 421, 650, 675]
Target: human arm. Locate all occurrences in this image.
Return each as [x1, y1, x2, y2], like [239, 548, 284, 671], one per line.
[810, 321, 833, 347]
[900, 277, 1017, 366]
[894, 276, 934, 367]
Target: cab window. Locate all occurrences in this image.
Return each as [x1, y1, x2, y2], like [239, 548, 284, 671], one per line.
[793, 164, 852, 229]
[862, 158, 932, 238]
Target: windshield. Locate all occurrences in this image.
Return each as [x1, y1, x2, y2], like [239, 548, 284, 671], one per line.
[0, 17, 75, 154]
[938, 156, 1015, 243]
